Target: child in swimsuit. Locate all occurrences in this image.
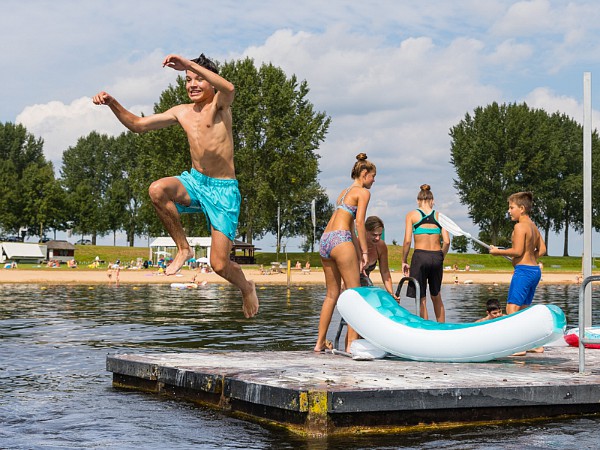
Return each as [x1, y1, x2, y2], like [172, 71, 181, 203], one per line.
[490, 192, 546, 354]
[314, 153, 376, 353]
[359, 216, 398, 300]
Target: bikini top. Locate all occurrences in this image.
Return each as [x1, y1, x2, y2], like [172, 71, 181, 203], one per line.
[412, 209, 442, 235]
[336, 186, 358, 219]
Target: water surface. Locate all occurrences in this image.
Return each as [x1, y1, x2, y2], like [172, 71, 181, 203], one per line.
[1, 282, 599, 449]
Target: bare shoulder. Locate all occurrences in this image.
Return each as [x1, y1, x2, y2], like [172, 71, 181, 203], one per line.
[168, 103, 193, 118]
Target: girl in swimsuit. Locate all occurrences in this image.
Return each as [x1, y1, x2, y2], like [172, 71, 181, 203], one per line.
[360, 216, 399, 300]
[401, 184, 450, 322]
[314, 153, 376, 352]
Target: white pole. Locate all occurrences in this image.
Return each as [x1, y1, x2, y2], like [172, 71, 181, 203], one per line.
[583, 72, 592, 326]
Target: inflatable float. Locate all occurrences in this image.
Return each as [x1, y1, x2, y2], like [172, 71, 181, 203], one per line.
[337, 286, 566, 362]
[170, 282, 198, 289]
[564, 327, 600, 349]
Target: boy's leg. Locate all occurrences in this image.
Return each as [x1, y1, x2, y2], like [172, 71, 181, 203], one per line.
[210, 228, 258, 318]
[148, 177, 194, 275]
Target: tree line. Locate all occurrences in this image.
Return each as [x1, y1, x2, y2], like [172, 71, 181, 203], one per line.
[0, 58, 333, 248]
[450, 101, 600, 256]
[2, 71, 597, 255]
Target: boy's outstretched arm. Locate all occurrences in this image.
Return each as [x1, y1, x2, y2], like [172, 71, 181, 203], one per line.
[92, 91, 178, 133]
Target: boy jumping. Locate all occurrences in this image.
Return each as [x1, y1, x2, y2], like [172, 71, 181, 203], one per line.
[93, 53, 258, 318]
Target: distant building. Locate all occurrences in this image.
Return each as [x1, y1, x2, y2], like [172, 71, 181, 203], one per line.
[1, 242, 45, 264]
[149, 237, 256, 265]
[44, 240, 76, 263]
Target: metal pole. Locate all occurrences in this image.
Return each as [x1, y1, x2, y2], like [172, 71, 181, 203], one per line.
[583, 72, 592, 327]
[276, 203, 280, 263]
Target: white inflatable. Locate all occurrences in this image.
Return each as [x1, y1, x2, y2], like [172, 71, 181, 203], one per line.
[338, 287, 566, 362]
[170, 282, 198, 289]
[349, 339, 388, 360]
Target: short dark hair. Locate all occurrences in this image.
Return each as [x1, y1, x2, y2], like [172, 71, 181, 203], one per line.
[508, 191, 533, 214]
[191, 53, 219, 74]
[486, 298, 501, 312]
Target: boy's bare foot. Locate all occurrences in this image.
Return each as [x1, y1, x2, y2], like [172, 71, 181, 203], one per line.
[314, 340, 333, 352]
[242, 280, 259, 318]
[165, 249, 194, 276]
[510, 351, 527, 356]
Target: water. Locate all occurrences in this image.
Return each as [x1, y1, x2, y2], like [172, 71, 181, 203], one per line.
[1, 282, 599, 449]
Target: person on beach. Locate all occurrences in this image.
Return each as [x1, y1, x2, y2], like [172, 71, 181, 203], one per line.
[314, 153, 375, 352]
[476, 298, 503, 322]
[402, 184, 450, 322]
[92, 52, 258, 318]
[360, 216, 398, 300]
[490, 191, 546, 324]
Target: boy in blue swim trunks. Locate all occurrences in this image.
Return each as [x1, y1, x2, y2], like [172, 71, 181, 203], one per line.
[93, 52, 258, 318]
[490, 191, 546, 349]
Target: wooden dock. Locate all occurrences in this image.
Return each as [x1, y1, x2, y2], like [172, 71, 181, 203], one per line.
[106, 347, 600, 437]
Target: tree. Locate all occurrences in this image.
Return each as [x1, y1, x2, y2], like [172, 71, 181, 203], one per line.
[451, 235, 469, 253]
[449, 102, 600, 255]
[143, 58, 331, 245]
[61, 132, 113, 243]
[0, 122, 53, 234]
[220, 59, 331, 245]
[20, 162, 66, 238]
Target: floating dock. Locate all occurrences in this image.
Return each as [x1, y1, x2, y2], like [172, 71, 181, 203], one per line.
[107, 347, 600, 437]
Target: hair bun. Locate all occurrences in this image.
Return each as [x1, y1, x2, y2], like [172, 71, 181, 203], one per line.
[356, 152, 368, 161]
[420, 184, 431, 191]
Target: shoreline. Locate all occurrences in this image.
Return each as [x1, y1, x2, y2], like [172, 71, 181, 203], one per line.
[0, 268, 582, 286]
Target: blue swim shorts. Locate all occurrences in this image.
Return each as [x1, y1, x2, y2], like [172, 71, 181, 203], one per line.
[175, 168, 241, 242]
[507, 264, 542, 307]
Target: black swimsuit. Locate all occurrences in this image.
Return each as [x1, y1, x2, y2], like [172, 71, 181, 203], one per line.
[360, 249, 379, 287]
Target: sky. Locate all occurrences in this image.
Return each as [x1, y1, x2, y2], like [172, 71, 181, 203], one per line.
[2, 0, 600, 256]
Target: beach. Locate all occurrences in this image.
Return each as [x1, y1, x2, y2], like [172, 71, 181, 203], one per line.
[0, 267, 581, 285]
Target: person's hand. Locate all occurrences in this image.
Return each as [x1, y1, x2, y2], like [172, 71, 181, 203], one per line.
[162, 54, 191, 71]
[402, 262, 410, 276]
[92, 91, 114, 106]
[360, 253, 369, 272]
[489, 245, 498, 255]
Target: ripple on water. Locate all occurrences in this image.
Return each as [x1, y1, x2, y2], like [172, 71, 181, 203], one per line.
[0, 282, 599, 449]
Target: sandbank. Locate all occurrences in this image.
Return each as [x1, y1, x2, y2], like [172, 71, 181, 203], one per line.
[0, 267, 582, 286]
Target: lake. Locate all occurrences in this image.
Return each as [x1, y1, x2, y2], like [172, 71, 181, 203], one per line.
[1, 282, 599, 449]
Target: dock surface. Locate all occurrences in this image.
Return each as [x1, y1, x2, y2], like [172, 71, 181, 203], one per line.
[107, 347, 600, 437]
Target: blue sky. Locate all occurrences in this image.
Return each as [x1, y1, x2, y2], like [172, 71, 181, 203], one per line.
[2, 0, 600, 256]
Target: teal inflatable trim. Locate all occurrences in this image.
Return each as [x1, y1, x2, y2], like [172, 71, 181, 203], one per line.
[352, 286, 565, 332]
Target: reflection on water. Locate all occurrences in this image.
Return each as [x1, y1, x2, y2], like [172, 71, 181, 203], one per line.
[1, 282, 599, 449]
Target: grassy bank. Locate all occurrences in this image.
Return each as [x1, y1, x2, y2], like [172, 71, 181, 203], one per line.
[16, 244, 585, 272]
[254, 245, 584, 272]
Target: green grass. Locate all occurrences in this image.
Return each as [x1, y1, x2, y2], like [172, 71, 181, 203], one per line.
[254, 245, 585, 272]
[13, 243, 586, 272]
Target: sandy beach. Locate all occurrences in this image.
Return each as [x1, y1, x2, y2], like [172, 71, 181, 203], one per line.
[0, 267, 581, 286]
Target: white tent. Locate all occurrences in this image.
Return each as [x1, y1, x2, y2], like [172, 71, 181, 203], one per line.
[1, 242, 45, 263]
[149, 237, 212, 264]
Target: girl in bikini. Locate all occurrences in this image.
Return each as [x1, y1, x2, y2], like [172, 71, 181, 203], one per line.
[314, 153, 376, 352]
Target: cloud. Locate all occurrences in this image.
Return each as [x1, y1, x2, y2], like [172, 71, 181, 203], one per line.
[524, 86, 600, 131]
[5, 0, 600, 253]
[15, 97, 153, 166]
